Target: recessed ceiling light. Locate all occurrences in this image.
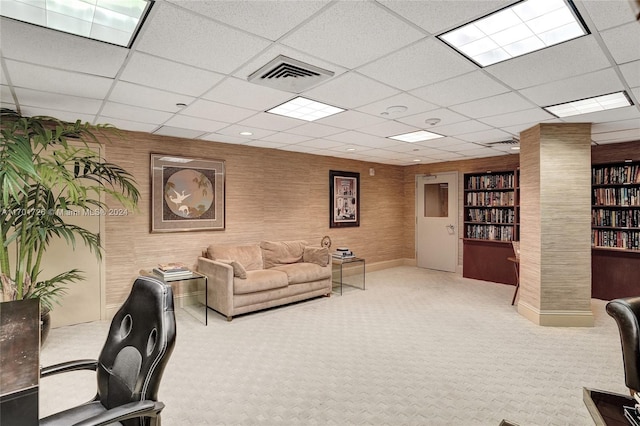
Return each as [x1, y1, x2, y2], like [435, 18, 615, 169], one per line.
[438, 0, 589, 67]
[346, 148, 356, 151]
[511, 146, 521, 150]
[543, 91, 632, 117]
[381, 105, 408, 116]
[0, 0, 152, 48]
[239, 131, 253, 136]
[425, 118, 441, 126]
[266, 96, 345, 122]
[388, 130, 444, 143]
[413, 159, 422, 162]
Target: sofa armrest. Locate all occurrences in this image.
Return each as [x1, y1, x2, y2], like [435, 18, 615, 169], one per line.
[197, 257, 234, 318]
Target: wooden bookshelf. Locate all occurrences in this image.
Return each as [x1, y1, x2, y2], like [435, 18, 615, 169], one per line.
[591, 160, 640, 299]
[463, 169, 519, 285]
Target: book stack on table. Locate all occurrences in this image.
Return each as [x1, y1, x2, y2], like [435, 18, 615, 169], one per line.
[332, 248, 355, 259]
[152, 263, 192, 279]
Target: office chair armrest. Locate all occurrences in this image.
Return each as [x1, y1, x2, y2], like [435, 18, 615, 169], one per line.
[41, 359, 98, 378]
[71, 400, 164, 426]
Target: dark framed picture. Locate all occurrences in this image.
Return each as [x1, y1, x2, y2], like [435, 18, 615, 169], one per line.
[151, 154, 225, 232]
[330, 170, 360, 228]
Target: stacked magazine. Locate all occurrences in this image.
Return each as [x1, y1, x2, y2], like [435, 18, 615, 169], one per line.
[153, 262, 192, 279]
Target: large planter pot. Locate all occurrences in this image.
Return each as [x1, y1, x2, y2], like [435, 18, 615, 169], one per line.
[40, 307, 51, 345]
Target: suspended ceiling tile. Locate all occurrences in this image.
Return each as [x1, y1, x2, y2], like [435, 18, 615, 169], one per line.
[519, 68, 625, 107]
[450, 92, 536, 119]
[281, 1, 424, 69]
[356, 93, 438, 119]
[200, 133, 251, 145]
[164, 115, 229, 133]
[578, 0, 637, 31]
[245, 140, 288, 149]
[559, 105, 640, 123]
[97, 117, 158, 133]
[5, 60, 113, 99]
[456, 128, 513, 143]
[153, 126, 206, 139]
[296, 138, 346, 149]
[19, 106, 96, 124]
[358, 38, 477, 91]
[215, 124, 275, 140]
[592, 118, 640, 134]
[486, 36, 611, 90]
[100, 102, 173, 125]
[479, 108, 555, 128]
[456, 147, 504, 157]
[279, 144, 325, 154]
[398, 108, 468, 128]
[287, 122, 344, 138]
[0, 18, 127, 78]
[304, 72, 399, 109]
[411, 71, 510, 108]
[379, 0, 510, 34]
[620, 61, 640, 88]
[326, 130, 395, 147]
[120, 52, 224, 97]
[259, 132, 312, 144]
[592, 128, 640, 143]
[601, 22, 640, 64]
[14, 87, 103, 115]
[428, 120, 493, 136]
[501, 119, 560, 136]
[135, 2, 270, 74]
[109, 82, 194, 113]
[436, 142, 484, 152]
[180, 99, 256, 123]
[203, 77, 292, 112]
[412, 136, 468, 149]
[358, 120, 420, 138]
[237, 112, 304, 132]
[171, 0, 330, 41]
[318, 110, 387, 130]
[427, 151, 466, 161]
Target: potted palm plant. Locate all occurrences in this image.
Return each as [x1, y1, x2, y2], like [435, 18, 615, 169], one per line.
[0, 108, 139, 340]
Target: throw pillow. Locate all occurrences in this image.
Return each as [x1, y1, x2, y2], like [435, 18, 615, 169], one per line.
[260, 240, 308, 269]
[303, 246, 329, 267]
[217, 259, 247, 279]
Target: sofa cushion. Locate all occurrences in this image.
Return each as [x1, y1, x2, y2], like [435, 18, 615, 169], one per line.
[217, 259, 247, 279]
[303, 246, 329, 267]
[271, 263, 331, 285]
[207, 244, 263, 271]
[260, 240, 308, 269]
[234, 269, 288, 295]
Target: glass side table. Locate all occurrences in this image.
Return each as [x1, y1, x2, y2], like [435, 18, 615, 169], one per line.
[140, 270, 208, 325]
[332, 257, 365, 295]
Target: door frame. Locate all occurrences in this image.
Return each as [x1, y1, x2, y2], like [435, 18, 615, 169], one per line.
[415, 171, 459, 272]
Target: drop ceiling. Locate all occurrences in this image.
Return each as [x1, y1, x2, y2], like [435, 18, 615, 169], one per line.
[1, 0, 639, 166]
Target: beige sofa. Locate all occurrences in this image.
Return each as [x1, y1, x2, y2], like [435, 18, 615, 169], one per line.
[197, 240, 331, 320]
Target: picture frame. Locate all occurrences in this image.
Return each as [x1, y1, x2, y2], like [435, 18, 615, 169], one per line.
[330, 170, 360, 228]
[151, 154, 225, 232]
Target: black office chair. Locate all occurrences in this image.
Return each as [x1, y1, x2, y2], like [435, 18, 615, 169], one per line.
[606, 297, 640, 395]
[40, 276, 176, 426]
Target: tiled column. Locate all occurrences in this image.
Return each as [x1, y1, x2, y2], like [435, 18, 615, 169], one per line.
[518, 123, 594, 326]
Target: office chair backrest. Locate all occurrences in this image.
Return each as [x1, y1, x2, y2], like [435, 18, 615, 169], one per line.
[96, 276, 176, 424]
[606, 297, 640, 394]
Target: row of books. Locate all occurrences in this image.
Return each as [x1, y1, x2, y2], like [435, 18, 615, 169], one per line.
[592, 229, 640, 250]
[593, 187, 640, 206]
[592, 208, 640, 228]
[466, 208, 515, 224]
[465, 191, 515, 207]
[593, 164, 640, 185]
[466, 225, 514, 241]
[466, 173, 514, 190]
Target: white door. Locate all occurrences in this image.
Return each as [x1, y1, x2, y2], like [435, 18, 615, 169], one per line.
[416, 172, 458, 272]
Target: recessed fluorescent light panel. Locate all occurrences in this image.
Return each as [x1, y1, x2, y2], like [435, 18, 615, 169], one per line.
[0, 0, 153, 47]
[388, 130, 444, 143]
[543, 91, 633, 118]
[438, 0, 588, 67]
[266, 97, 344, 122]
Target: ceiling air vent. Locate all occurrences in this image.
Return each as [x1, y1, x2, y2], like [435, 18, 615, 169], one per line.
[484, 138, 520, 146]
[247, 55, 334, 93]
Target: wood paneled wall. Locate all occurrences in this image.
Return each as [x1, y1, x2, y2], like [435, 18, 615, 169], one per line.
[102, 131, 405, 309]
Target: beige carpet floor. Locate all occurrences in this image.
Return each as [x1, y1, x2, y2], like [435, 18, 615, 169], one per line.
[39, 266, 625, 425]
